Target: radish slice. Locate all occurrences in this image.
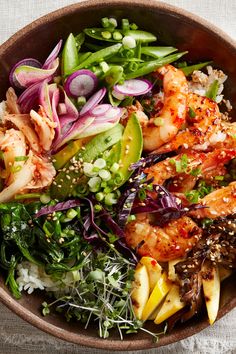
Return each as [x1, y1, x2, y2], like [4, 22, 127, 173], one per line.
[80, 87, 106, 116]
[39, 81, 53, 119]
[63, 91, 78, 120]
[55, 116, 94, 149]
[18, 81, 42, 113]
[43, 40, 62, 69]
[94, 106, 123, 122]
[51, 88, 61, 140]
[10, 58, 42, 89]
[13, 58, 59, 89]
[89, 104, 111, 116]
[113, 78, 152, 96]
[78, 118, 120, 139]
[64, 69, 98, 98]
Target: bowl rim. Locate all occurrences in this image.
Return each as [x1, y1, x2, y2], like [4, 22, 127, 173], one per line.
[0, 0, 236, 350]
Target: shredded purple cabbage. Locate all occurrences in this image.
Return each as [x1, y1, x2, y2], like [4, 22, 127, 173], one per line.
[131, 185, 205, 226]
[82, 197, 137, 262]
[35, 199, 81, 218]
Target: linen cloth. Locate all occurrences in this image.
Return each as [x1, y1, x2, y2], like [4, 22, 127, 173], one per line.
[0, 1, 235, 353]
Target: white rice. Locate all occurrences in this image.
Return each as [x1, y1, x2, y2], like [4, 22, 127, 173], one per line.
[188, 65, 228, 103]
[16, 261, 80, 295]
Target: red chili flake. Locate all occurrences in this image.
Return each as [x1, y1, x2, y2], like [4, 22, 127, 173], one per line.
[151, 259, 157, 266]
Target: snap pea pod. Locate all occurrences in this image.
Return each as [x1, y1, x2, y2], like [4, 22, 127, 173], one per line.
[75, 32, 85, 51]
[61, 33, 80, 76]
[206, 80, 219, 101]
[78, 52, 92, 63]
[84, 43, 106, 51]
[122, 30, 156, 43]
[108, 57, 144, 63]
[84, 28, 156, 43]
[181, 61, 212, 76]
[125, 51, 188, 79]
[135, 41, 141, 59]
[141, 46, 177, 58]
[68, 43, 122, 74]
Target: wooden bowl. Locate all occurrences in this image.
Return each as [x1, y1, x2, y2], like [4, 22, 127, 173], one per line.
[0, 0, 236, 350]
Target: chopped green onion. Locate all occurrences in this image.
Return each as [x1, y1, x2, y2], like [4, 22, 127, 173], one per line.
[94, 204, 102, 212]
[77, 96, 86, 107]
[98, 169, 111, 181]
[101, 17, 110, 28]
[185, 190, 199, 203]
[109, 18, 118, 28]
[40, 194, 51, 204]
[95, 192, 104, 202]
[83, 162, 97, 177]
[76, 184, 89, 195]
[11, 165, 22, 173]
[188, 107, 196, 118]
[105, 193, 117, 205]
[215, 175, 224, 181]
[122, 36, 136, 49]
[128, 214, 136, 222]
[190, 167, 202, 176]
[110, 162, 120, 173]
[88, 176, 101, 192]
[114, 172, 124, 185]
[130, 23, 138, 30]
[99, 61, 109, 73]
[14, 156, 28, 162]
[66, 208, 78, 219]
[94, 158, 106, 169]
[128, 61, 139, 72]
[153, 117, 164, 126]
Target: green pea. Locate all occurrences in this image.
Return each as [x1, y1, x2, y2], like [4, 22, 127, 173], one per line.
[84, 28, 120, 42]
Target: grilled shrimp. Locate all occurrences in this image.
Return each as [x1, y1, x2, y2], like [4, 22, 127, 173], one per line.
[191, 182, 236, 219]
[156, 93, 221, 153]
[145, 151, 202, 187]
[142, 65, 188, 151]
[125, 214, 202, 262]
[166, 149, 236, 193]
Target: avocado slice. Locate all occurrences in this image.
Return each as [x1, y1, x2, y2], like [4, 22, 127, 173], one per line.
[50, 124, 123, 199]
[52, 139, 83, 170]
[116, 113, 143, 186]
